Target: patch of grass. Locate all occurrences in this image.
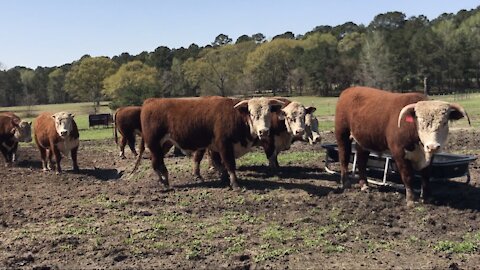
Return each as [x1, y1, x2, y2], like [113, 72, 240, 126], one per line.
[254, 243, 295, 262]
[224, 235, 246, 256]
[433, 231, 480, 254]
[185, 239, 212, 260]
[96, 194, 129, 209]
[366, 240, 395, 253]
[433, 240, 477, 254]
[261, 224, 295, 243]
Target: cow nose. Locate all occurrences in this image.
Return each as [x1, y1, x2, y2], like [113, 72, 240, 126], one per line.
[258, 129, 269, 138]
[60, 131, 68, 136]
[426, 143, 440, 153]
[295, 129, 305, 136]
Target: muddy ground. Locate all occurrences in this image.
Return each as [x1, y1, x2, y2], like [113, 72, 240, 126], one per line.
[1, 129, 480, 269]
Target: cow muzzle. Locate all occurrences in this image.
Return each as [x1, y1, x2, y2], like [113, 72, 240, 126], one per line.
[258, 129, 269, 140]
[294, 129, 305, 136]
[60, 130, 69, 137]
[425, 142, 441, 153]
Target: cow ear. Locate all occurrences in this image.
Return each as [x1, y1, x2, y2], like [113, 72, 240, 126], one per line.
[449, 103, 471, 125]
[28, 121, 32, 126]
[11, 117, 20, 126]
[277, 110, 286, 120]
[10, 128, 16, 134]
[69, 113, 75, 118]
[234, 100, 249, 115]
[51, 114, 56, 120]
[306, 106, 316, 114]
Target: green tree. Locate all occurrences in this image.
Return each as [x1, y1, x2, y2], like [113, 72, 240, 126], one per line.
[103, 61, 161, 108]
[212, 34, 232, 47]
[184, 42, 254, 96]
[245, 38, 298, 95]
[47, 68, 68, 103]
[357, 31, 396, 89]
[65, 56, 117, 110]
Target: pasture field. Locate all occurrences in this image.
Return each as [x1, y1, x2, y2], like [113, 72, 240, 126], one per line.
[0, 131, 480, 268]
[0, 95, 480, 268]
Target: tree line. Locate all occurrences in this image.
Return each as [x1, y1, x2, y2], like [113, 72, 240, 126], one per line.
[1, 7, 480, 109]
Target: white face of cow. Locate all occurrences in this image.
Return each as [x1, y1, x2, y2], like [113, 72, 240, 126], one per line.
[303, 112, 321, 144]
[13, 121, 32, 143]
[279, 102, 315, 137]
[234, 97, 284, 140]
[398, 100, 470, 165]
[52, 112, 75, 138]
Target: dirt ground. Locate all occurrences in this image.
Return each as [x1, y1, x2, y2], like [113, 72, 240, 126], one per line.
[1, 129, 480, 269]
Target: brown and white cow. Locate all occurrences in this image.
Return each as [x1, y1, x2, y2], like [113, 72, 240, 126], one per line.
[33, 112, 80, 174]
[262, 98, 317, 170]
[0, 112, 32, 164]
[133, 96, 285, 189]
[302, 113, 321, 145]
[192, 98, 318, 178]
[114, 106, 142, 159]
[335, 86, 469, 206]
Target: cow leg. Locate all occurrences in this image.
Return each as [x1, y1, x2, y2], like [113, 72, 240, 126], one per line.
[355, 145, 370, 191]
[52, 146, 62, 174]
[11, 142, 18, 162]
[336, 132, 352, 189]
[150, 143, 170, 187]
[0, 145, 11, 167]
[209, 150, 229, 183]
[46, 149, 55, 171]
[262, 139, 279, 175]
[391, 149, 416, 207]
[219, 144, 240, 190]
[119, 136, 127, 159]
[126, 134, 138, 157]
[153, 155, 169, 187]
[38, 147, 48, 171]
[192, 149, 206, 181]
[71, 146, 79, 172]
[419, 165, 432, 203]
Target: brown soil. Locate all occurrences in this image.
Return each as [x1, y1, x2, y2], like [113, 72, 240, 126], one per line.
[1, 129, 479, 269]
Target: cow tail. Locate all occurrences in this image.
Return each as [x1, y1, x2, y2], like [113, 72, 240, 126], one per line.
[131, 137, 145, 174]
[114, 110, 119, 145]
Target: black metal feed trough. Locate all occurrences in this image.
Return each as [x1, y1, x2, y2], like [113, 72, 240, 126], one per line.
[322, 143, 477, 188]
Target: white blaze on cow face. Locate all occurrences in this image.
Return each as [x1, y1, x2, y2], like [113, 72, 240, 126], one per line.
[235, 98, 284, 140]
[13, 121, 32, 143]
[52, 112, 75, 138]
[398, 100, 470, 168]
[304, 112, 321, 144]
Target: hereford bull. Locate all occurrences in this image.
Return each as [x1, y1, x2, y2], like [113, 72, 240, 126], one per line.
[335, 86, 470, 206]
[192, 98, 318, 178]
[33, 112, 80, 173]
[262, 98, 317, 170]
[114, 106, 142, 159]
[133, 96, 285, 189]
[0, 112, 32, 164]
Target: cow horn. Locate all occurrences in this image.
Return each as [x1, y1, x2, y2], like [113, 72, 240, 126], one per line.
[233, 99, 249, 109]
[268, 99, 286, 107]
[449, 103, 471, 126]
[398, 103, 416, 128]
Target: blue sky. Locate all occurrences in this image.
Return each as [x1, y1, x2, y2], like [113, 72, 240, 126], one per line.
[1, 0, 479, 69]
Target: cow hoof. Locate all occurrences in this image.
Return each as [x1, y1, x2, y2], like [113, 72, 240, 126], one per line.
[340, 181, 352, 189]
[406, 200, 415, 208]
[360, 185, 370, 192]
[420, 197, 432, 204]
[231, 185, 241, 191]
[194, 176, 204, 182]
